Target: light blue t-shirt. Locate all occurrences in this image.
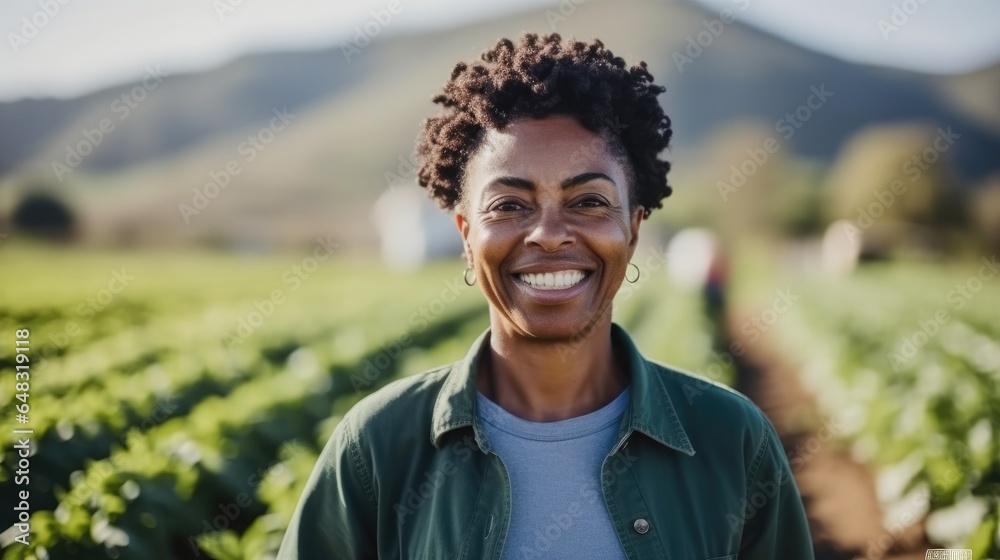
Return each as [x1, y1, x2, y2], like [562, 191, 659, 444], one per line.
[476, 386, 631, 560]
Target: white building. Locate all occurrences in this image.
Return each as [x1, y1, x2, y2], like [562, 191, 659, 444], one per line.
[372, 185, 464, 270]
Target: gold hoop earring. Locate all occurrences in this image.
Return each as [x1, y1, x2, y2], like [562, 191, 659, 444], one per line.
[463, 265, 477, 286]
[625, 262, 640, 283]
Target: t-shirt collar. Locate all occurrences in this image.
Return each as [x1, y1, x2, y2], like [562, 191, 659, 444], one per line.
[431, 321, 696, 457]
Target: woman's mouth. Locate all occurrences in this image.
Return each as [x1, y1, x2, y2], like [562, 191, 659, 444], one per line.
[515, 270, 590, 290]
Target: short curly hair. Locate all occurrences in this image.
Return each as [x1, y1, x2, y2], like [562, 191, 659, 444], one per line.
[414, 32, 673, 220]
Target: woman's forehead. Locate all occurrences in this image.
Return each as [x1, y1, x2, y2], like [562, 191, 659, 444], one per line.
[468, 117, 625, 182]
[480, 116, 603, 153]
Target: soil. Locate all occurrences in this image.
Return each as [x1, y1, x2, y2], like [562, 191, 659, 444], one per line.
[722, 310, 940, 560]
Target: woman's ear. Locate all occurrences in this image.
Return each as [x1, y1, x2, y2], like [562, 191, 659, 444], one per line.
[628, 205, 643, 253]
[454, 212, 472, 263]
[455, 210, 469, 240]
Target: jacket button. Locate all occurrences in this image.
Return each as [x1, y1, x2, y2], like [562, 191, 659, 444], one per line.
[633, 518, 650, 534]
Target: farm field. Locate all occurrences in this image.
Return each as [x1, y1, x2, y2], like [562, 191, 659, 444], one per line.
[0, 243, 997, 558]
[768, 258, 1000, 557]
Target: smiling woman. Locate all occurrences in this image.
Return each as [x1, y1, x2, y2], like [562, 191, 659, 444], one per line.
[459, 116, 640, 351]
[276, 32, 814, 560]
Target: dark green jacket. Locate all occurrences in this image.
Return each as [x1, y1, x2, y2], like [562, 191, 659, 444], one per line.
[277, 322, 814, 559]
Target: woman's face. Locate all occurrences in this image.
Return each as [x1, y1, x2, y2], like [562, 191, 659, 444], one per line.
[455, 115, 644, 339]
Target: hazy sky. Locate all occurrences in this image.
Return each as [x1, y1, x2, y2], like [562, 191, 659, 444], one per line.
[3, 0, 1000, 102]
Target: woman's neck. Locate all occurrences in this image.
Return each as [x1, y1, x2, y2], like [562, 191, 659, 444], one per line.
[477, 315, 629, 422]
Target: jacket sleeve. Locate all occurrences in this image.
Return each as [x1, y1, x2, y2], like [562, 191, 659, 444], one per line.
[276, 414, 378, 560]
[737, 413, 815, 560]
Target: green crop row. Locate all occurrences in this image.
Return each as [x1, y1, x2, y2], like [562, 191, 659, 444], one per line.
[6, 297, 488, 559]
[0, 285, 440, 527]
[771, 261, 1000, 558]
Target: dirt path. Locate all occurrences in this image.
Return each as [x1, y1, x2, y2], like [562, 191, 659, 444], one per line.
[722, 311, 938, 560]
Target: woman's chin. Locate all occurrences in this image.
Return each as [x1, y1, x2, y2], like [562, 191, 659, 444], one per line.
[511, 313, 607, 342]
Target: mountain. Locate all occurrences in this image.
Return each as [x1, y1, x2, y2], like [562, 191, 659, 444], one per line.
[1, 0, 997, 248]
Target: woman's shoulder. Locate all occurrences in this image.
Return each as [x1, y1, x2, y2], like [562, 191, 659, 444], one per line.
[644, 358, 774, 446]
[336, 362, 456, 443]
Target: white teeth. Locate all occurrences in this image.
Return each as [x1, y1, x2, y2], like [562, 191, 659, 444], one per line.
[517, 270, 587, 290]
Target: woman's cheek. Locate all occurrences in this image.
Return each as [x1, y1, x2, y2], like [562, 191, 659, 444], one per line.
[585, 216, 631, 244]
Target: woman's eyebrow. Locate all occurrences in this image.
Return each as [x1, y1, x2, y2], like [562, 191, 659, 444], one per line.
[486, 172, 617, 191]
[562, 172, 616, 189]
[489, 176, 534, 190]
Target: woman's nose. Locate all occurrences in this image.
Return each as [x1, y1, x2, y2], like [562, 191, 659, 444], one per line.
[524, 206, 574, 251]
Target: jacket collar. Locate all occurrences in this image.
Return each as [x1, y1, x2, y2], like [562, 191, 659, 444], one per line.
[430, 321, 696, 457]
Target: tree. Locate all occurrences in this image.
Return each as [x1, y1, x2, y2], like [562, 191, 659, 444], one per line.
[11, 191, 78, 241]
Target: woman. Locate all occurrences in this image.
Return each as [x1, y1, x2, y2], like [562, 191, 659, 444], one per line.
[277, 33, 814, 560]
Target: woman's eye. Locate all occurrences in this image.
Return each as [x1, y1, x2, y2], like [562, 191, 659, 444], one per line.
[576, 197, 607, 208]
[494, 201, 524, 212]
